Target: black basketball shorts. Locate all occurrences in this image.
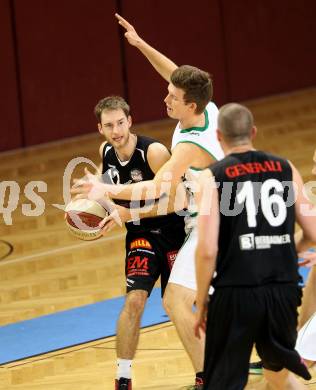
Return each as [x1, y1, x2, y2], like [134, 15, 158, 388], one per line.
[124, 219, 186, 297]
[203, 284, 311, 390]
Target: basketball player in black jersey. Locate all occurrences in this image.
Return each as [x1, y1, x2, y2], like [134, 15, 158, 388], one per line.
[251, 149, 316, 374]
[94, 96, 186, 390]
[194, 103, 316, 389]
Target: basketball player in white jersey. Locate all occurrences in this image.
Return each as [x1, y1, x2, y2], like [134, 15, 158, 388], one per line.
[72, 13, 224, 389]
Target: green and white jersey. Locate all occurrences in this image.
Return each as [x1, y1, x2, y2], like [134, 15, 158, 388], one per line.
[171, 101, 224, 229]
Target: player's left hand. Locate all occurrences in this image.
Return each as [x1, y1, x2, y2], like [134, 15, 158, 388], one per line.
[71, 168, 108, 200]
[298, 249, 316, 267]
[194, 301, 208, 339]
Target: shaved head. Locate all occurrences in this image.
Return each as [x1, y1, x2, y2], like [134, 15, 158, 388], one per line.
[218, 103, 254, 145]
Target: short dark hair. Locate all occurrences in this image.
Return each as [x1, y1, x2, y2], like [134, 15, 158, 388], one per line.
[94, 96, 130, 122]
[218, 103, 254, 144]
[171, 65, 213, 114]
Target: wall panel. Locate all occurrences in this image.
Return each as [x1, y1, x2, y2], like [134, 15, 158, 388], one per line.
[6, 0, 316, 150]
[221, 0, 316, 101]
[14, 0, 124, 145]
[121, 0, 227, 123]
[0, 0, 22, 152]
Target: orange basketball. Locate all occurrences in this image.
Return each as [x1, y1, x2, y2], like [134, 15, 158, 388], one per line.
[65, 199, 109, 241]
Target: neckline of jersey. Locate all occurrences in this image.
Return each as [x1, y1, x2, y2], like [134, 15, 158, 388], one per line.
[114, 134, 138, 166]
[179, 109, 209, 133]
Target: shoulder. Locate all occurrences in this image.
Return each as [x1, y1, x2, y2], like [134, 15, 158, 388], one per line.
[135, 135, 168, 155]
[287, 159, 299, 181]
[137, 135, 161, 148]
[210, 154, 232, 171]
[257, 150, 292, 171]
[256, 150, 286, 162]
[147, 141, 170, 154]
[206, 101, 219, 115]
[139, 136, 170, 160]
[170, 142, 207, 168]
[147, 142, 171, 173]
[100, 141, 113, 153]
[205, 101, 219, 124]
[99, 141, 107, 158]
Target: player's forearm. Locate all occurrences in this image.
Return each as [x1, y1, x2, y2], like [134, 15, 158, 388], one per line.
[295, 230, 316, 252]
[127, 202, 166, 221]
[128, 193, 184, 221]
[104, 180, 161, 201]
[195, 250, 215, 307]
[135, 40, 178, 82]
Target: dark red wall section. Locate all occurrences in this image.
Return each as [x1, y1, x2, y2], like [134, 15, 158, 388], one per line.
[220, 0, 316, 101]
[0, 0, 22, 152]
[14, 0, 124, 145]
[1, 1, 316, 151]
[120, 0, 228, 123]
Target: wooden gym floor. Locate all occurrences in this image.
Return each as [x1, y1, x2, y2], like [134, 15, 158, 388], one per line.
[0, 88, 316, 389]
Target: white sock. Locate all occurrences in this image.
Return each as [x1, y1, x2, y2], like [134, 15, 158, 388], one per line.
[117, 359, 132, 379]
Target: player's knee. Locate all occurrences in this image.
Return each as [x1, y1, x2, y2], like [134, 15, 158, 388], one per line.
[124, 291, 147, 317]
[162, 285, 179, 315]
[163, 284, 195, 315]
[162, 294, 172, 316]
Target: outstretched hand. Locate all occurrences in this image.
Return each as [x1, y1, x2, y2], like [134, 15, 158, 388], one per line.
[115, 13, 143, 47]
[71, 168, 108, 201]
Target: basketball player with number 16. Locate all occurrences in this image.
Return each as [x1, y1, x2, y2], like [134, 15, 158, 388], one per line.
[194, 103, 316, 389]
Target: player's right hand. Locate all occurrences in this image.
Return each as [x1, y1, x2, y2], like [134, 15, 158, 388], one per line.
[99, 217, 116, 235]
[98, 203, 130, 235]
[193, 300, 208, 339]
[115, 13, 143, 47]
[298, 249, 316, 267]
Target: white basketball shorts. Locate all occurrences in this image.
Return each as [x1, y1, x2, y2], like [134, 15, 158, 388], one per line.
[296, 312, 316, 361]
[168, 227, 214, 294]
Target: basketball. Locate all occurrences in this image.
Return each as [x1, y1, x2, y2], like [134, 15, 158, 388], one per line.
[65, 199, 109, 241]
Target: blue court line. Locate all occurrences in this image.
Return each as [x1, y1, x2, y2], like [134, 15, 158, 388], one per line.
[0, 288, 168, 365]
[0, 256, 312, 366]
[299, 266, 311, 286]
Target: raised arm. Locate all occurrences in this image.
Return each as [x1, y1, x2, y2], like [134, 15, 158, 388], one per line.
[115, 13, 177, 82]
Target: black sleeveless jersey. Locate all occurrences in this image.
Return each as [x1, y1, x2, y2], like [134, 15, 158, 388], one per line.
[101, 135, 183, 231]
[209, 150, 300, 287]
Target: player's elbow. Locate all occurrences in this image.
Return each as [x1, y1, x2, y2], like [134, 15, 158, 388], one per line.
[303, 229, 316, 246]
[299, 214, 316, 244]
[196, 243, 218, 262]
